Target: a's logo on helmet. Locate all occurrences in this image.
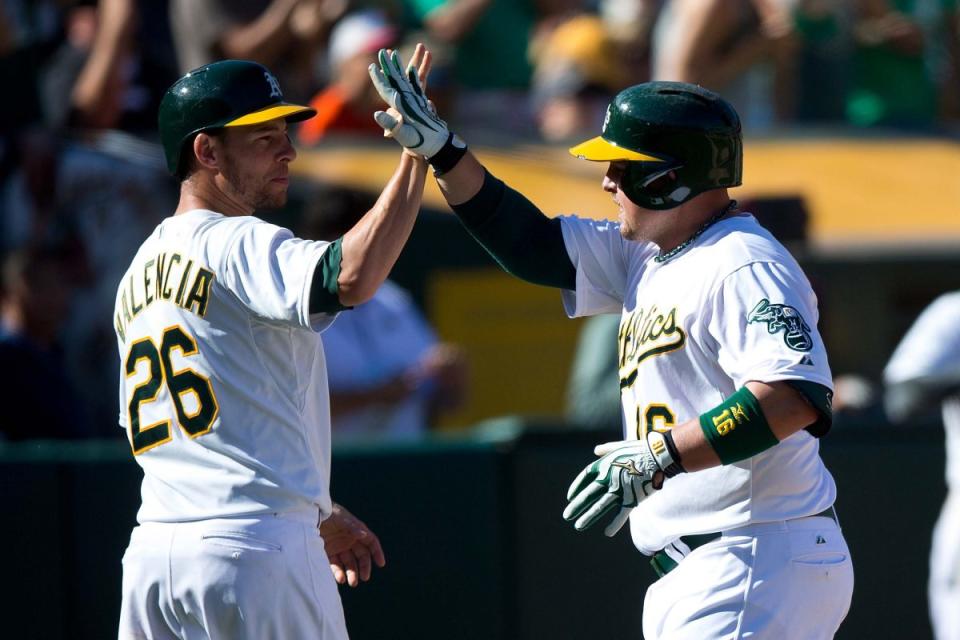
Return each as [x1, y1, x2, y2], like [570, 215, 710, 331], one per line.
[264, 71, 282, 99]
[602, 105, 611, 133]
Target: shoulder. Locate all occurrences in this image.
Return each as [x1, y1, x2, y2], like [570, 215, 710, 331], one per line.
[559, 215, 656, 261]
[691, 213, 804, 282]
[196, 213, 291, 249]
[922, 291, 960, 317]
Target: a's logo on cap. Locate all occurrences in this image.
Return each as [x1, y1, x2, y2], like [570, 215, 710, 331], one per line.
[264, 71, 282, 99]
[602, 105, 611, 133]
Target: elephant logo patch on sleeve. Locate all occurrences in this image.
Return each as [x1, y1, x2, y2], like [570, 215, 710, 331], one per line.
[748, 298, 814, 352]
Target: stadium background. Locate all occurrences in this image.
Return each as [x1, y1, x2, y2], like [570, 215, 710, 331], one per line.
[1, 0, 958, 637]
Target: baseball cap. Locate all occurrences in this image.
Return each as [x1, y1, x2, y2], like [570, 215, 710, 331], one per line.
[328, 10, 397, 71]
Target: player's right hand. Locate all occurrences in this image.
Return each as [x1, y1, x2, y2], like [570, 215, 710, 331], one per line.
[563, 436, 666, 537]
[320, 503, 386, 587]
[368, 44, 453, 158]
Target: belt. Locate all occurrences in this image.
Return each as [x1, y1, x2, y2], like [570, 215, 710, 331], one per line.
[649, 506, 838, 578]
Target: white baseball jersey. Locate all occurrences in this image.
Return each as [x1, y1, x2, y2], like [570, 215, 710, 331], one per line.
[884, 291, 960, 490]
[113, 209, 337, 523]
[560, 212, 837, 554]
[884, 290, 960, 640]
[323, 280, 438, 440]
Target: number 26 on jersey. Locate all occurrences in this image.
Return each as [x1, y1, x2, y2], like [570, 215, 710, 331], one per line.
[124, 325, 219, 455]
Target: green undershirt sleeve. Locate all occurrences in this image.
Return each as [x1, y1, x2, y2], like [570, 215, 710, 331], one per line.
[786, 380, 833, 438]
[309, 238, 350, 314]
[450, 169, 576, 290]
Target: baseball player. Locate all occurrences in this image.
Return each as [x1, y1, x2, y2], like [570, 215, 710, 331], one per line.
[115, 55, 430, 639]
[885, 292, 960, 639]
[370, 49, 853, 638]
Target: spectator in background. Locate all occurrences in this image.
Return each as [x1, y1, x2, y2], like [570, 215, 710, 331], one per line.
[791, 0, 854, 123]
[0, 246, 89, 440]
[564, 313, 622, 430]
[3, 0, 180, 436]
[884, 292, 960, 640]
[299, 186, 469, 441]
[530, 12, 627, 142]
[598, 0, 662, 86]
[651, 0, 800, 129]
[169, 0, 347, 103]
[299, 9, 397, 145]
[40, 0, 172, 134]
[401, 0, 537, 133]
[847, 0, 960, 129]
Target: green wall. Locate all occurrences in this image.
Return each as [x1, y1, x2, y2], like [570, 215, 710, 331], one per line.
[0, 425, 945, 639]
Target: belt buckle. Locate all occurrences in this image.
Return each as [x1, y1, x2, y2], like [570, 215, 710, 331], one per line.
[650, 552, 678, 578]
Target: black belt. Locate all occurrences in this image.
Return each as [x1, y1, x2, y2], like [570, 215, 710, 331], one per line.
[650, 506, 838, 578]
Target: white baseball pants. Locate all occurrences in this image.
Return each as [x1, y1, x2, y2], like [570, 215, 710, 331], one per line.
[118, 510, 348, 640]
[643, 513, 854, 639]
[930, 491, 960, 640]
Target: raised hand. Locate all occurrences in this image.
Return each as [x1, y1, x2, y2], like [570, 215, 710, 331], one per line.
[368, 44, 451, 158]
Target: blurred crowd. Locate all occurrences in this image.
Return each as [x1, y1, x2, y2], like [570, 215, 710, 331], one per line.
[1, 0, 959, 441]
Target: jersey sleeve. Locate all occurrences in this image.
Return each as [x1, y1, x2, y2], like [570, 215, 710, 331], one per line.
[215, 219, 335, 331]
[706, 260, 833, 390]
[558, 216, 636, 317]
[885, 293, 960, 385]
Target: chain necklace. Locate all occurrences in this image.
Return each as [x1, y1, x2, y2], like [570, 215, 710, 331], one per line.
[654, 199, 739, 264]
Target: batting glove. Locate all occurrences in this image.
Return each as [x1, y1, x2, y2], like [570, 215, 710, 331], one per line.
[368, 49, 455, 159]
[563, 431, 681, 537]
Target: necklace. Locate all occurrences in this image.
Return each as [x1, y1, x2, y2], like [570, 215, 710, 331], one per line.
[654, 199, 738, 264]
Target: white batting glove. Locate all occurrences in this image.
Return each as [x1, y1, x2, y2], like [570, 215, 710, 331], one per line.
[563, 432, 678, 537]
[368, 49, 451, 158]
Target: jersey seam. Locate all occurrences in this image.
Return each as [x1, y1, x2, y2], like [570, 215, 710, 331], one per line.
[703, 257, 783, 303]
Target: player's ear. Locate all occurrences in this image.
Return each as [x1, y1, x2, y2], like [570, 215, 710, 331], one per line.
[193, 132, 221, 172]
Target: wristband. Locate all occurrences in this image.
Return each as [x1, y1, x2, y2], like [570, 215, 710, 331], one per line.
[698, 386, 779, 465]
[429, 132, 467, 176]
[647, 430, 685, 478]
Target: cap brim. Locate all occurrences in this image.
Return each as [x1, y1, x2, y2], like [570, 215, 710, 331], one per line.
[568, 136, 665, 162]
[224, 103, 317, 127]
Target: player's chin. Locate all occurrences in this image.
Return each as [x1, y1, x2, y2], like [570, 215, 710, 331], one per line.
[254, 190, 288, 210]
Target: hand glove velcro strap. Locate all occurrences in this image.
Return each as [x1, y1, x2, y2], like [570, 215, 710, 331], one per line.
[699, 386, 779, 465]
[429, 132, 467, 176]
[649, 430, 685, 477]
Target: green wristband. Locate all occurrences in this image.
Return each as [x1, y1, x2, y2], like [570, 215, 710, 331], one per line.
[699, 386, 779, 465]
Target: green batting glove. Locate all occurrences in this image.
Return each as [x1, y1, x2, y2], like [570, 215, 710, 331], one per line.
[563, 433, 676, 537]
[368, 49, 453, 158]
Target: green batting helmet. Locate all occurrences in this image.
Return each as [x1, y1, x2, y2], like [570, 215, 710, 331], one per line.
[569, 82, 742, 210]
[158, 60, 317, 177]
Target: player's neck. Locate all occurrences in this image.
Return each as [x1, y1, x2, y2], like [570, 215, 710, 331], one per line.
[175, 174, 254, 217]
[654, 191, 732, 256]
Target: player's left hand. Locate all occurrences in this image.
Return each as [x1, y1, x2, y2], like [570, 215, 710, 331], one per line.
[320, 502, 386, 587]
[563, 438, 666, 537]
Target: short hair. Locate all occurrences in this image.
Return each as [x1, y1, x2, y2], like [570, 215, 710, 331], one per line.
[176, 129, 224, 182]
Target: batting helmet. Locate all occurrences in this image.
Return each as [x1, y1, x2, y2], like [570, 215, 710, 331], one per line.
[569, 82, 742, 210]
[158, 60, 317, 177]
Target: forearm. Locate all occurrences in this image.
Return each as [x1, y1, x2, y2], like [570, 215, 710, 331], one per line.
[670, 380, 819, 472]
[71, 5, 134, 122]
[219, 0, 298, 65]
[338, 152, 428, 306]
[439, 156, 575, 289]
[886, 373, 960, 421]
